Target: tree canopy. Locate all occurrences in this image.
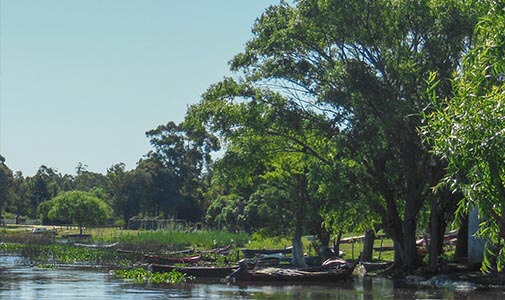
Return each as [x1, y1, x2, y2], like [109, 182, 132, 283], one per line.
[185, 0, 479, 270]
[423, 3, 505, 271]
[43, 191, 112, 235]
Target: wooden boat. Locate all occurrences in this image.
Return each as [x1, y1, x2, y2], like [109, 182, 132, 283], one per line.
[144, 253, 202, 264]
[254, 253, 285, 268]
[116, 249, 142, 255]
[161, 248, 194, 255]
[360, 261, 393, 272]
[322, 257, 347, 268]
[74, 242, 119, 249]
[241, 247, 293, 258]
[229, 260, 356, 282]
[149, 264, 238, 278]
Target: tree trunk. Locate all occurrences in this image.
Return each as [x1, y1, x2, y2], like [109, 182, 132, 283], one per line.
[362, 230, 375, 262]
[318, 226, 333, 260]
[292, 234, 307, 268]
[79, 225, 83, 236]
[291, 176, 308, 269]
[402, 218, 420, 270]
[333, 230, 343, 257]
[454, 214, 468, 260]
[393, 241, 403, 266]
[429, 196, 442, 270]
[318, 225, 330, 249]
[292, 204, 307, 268]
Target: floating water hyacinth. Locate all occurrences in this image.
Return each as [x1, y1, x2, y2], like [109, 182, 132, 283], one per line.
[113, 267, 190, 284]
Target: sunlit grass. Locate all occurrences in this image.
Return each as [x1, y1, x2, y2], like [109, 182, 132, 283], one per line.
[90, 229, 250, 251]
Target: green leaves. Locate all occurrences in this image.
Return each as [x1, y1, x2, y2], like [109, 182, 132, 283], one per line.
[423, 3, 505, 271]
[43, 190, 111, 229]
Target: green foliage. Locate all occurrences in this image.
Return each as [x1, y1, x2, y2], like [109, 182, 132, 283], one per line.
[92, 230, 249, 250]
[41, 191, 112, 233]
[205, 194, 247, 231]
[246, 231, 292, 250]
[186, 0, 480, 269]
[114, 268, 188, 284]
[0, 155, 14, 214]
[0, 243, 125, 265]
[423, 4, 505, 271]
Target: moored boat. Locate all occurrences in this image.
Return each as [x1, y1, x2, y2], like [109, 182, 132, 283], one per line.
[228, 260, 356, 283]
[74, 242, 119, 249]
[360, 261, 394, 272]
[241, 247, 293, 258]
[144, 253, 202, 264]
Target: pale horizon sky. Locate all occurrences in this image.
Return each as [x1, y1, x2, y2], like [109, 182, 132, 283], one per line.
[0, 0, 279, 176]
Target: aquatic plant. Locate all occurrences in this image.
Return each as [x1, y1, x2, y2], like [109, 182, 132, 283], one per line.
[114, 267, 189, 284]
[0, 243, 128, 266]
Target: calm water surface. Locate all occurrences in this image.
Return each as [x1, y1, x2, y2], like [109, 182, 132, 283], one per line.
[1, 255, 504, 299]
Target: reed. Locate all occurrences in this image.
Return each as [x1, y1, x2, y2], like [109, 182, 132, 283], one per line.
[91, 229, 249, 252]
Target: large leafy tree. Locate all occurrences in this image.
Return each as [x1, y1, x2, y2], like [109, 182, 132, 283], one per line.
[423, 4, 505, 271]
[106, 163, 148, 226]
[43, 190, 112, 235]
[74, 162, 108, 192]
[145, 121, 219, 221]
[189, 0, 478, 269]
[136, 157, 180, 218]
[25, 166, 66, 218]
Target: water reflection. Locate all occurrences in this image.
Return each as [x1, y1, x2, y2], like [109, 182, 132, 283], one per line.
[1, 255, 504, 299]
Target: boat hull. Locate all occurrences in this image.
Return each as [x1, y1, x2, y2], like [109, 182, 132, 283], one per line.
[144, 254, 202, 264]
[232, 263, 356, 283]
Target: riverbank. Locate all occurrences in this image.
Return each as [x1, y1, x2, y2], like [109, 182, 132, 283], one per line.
[1, 225, 503, 292]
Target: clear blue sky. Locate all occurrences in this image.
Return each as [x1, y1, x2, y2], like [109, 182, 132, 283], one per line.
[0, 0, 279, 176]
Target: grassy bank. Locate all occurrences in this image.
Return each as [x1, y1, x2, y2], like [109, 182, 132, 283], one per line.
[1, 224, 396, 264]
[90, 228, 250, 252]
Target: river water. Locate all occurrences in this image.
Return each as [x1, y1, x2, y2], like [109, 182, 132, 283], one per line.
[1, 255, 504, 299]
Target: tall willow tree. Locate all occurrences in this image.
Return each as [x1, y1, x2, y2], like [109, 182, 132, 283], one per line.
[189, 0, 479, 270]
[424, 4, 505, 271]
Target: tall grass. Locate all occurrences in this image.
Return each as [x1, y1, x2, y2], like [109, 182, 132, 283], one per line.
[92, 229, 250, 251]
[0, 231, 54, 244]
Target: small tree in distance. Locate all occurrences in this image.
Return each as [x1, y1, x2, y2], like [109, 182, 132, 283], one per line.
[45, 191, 111, 235]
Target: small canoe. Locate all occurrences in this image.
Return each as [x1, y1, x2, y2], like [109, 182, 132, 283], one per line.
[254, 253, 285, 268]
[144, 253, 202, 264]
[241, 247, 293, 258]
[361, 261, 393, 272]
[149, 264, 238, 278]
[322, 257, 347, 268]
[74, 242, 119, 249]
[162, 248, 194, 256]
[229, 260, 356, 283]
